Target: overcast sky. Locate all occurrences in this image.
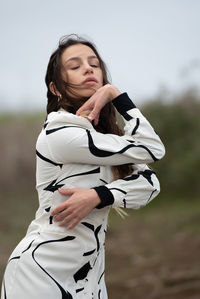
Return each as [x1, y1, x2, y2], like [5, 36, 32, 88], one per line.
[0, 0, 200, 111]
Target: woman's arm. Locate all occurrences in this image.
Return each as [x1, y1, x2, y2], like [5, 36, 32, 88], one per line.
[46, 87, 165, 166]
[51, 164, 160, 230]
[94, 164, 160, 209]
[51, 188, 101, 230]
[48, 85, 164, 229]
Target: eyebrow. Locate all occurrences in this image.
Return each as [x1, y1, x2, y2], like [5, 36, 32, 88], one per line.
[64, 55, 98, 65]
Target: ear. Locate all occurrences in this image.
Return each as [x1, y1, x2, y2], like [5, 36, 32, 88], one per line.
[49, 82, 60, 96]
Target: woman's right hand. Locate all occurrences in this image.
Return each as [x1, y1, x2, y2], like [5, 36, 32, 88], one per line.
[76, 84, 120, 126]
[51, 188, 101, 230]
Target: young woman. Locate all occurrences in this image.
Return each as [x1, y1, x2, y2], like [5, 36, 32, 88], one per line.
[1, 34, 165, 299]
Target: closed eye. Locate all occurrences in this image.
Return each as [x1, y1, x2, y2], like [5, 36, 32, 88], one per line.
[71, 66, 80, 70]
[91, 64, 99, 68]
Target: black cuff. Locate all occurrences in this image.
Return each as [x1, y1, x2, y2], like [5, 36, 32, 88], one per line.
[112, 92, 136, 120]
[94, 186, 114, 209]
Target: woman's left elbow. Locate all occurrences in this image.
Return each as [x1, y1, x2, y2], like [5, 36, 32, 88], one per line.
[155, 143, 166, 161]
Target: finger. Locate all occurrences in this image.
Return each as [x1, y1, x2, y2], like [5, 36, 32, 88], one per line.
[58, 188, 75, 195]
[76, 102, 91, 116]
[87, 109, 100, 122]
[66, 218, 81, 230]
[79, 110, 91, 118]
[58, 213, 76, 227]
[94, 116, 99, 126]
[53, 209, 71, 222]
[51, 203, 68, 216]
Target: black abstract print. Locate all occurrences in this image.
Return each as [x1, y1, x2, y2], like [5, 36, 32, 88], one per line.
[1, 93, 165, 298]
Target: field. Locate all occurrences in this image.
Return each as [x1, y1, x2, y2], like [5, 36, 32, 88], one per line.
[0, 97, 200, 298]
[106, 199, 200, 299]
[1, 192, 200, 299]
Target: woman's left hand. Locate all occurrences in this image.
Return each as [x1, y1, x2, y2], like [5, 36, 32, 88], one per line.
[76, 84, 120, 126]
[50, 188, 101, 230]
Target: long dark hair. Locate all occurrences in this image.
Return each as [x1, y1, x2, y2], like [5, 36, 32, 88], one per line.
[45, 34, 132, 179]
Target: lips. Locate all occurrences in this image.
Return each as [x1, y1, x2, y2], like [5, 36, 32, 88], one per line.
[83, 77, 98, 85]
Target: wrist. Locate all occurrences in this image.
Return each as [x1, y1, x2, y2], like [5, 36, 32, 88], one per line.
[90, 189, 101, 206]
[93, 186, 115, 209]
[109, 85, 121, 100]
[104, 84, 120, 100]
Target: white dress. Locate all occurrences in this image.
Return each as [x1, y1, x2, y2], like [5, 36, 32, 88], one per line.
[1, 93, 165, 299]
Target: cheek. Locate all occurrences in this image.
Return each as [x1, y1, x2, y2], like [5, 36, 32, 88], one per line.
[65, 72, 73, 84]
[61, 69, 68, 83]
[97, 70, 103, 85]
[68, 72, 82, 85]
[62, 70, 78, 85]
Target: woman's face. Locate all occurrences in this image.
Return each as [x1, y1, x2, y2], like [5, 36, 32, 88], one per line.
[61, 44, 103, 98]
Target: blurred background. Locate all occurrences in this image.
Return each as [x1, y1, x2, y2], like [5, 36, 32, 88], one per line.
[0, 0, 200, 298]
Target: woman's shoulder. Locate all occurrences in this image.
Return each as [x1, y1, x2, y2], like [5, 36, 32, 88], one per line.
[45, 109, 93, 130]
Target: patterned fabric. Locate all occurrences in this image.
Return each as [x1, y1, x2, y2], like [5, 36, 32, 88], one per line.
[1, 93, 165, 298]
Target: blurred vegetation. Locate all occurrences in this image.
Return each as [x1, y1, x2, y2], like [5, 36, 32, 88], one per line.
[0, 112, 45, 195]
[141, 88, 200, 199]
[1, 88, 200, 297]
[1, 88, 200, 199]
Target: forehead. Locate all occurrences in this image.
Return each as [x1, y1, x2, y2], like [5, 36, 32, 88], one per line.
[61, 44, 97, 63]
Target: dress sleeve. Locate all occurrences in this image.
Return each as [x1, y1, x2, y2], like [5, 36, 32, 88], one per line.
[94, 164, 160, 209]
[45, 93, 165, 166]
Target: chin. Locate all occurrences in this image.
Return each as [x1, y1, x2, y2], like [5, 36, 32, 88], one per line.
[67, 85, 101, 99]
[75, 88, 97, 98]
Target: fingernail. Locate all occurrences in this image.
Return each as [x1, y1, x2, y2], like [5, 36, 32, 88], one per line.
[87, 116, 93, 121]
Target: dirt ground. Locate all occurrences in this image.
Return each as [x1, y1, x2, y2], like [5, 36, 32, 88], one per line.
[1, 195, 200, 299]
[106, 204, 200, 299]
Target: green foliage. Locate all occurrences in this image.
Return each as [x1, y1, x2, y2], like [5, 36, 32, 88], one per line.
[1, 89, 199, 199]
[141, 89, 200, 198]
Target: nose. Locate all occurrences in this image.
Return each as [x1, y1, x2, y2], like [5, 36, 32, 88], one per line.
[83, 62, 93, 74]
